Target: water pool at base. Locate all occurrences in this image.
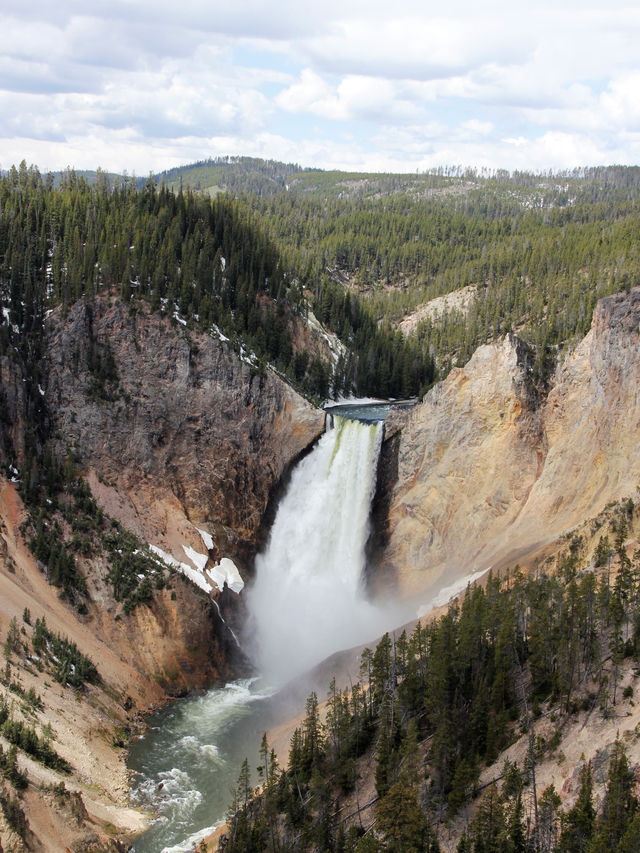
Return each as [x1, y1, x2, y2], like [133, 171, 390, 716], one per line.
[129, 409, 406, 851]
[129, 679, 280, 853]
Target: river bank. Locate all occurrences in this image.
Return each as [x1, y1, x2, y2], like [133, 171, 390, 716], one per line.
[0, 479, 210, 850]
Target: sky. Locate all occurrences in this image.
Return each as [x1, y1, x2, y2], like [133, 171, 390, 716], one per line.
[1, 0, 640, 176]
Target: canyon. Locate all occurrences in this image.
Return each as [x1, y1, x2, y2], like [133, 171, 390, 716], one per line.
[1, 286, 640, 850]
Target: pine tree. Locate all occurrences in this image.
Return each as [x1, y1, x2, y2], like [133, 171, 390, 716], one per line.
[591, 738, 636, 850]
[617, 812, 640, 853]
[376, 779, 435, 853]
[558, 762, 595, 852]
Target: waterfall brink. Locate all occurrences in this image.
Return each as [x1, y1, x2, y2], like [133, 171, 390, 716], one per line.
[246, 415, 386, 685]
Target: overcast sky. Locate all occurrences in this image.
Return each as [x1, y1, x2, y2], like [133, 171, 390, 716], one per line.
[1, 0, 639, 175]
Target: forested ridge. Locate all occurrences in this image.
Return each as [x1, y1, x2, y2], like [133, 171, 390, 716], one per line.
[155, 158, 640, 374]
[0, 161, 435, 409]
[11, 157, 638, 395]
[223, 501, 640, 853]
[238, 171, 640, 372]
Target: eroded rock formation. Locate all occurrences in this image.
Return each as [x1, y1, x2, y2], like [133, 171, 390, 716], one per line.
[45, 296, 325, 567]
[378, 287, 640, 599]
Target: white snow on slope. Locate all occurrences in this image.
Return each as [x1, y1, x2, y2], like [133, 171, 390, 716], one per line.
[196, 527, 214, 551]
[210, 324, 229, 343]
[207, 558, 244, 594]
[417, 567, 489, 617]
[183, 544, 208, 572]
[149, 543, 243, 596]
[305, 310, 347, 365]
[149, 544, 212, 594]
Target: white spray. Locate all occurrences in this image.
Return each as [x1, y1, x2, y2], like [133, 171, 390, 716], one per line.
[246, 415, 393, 685]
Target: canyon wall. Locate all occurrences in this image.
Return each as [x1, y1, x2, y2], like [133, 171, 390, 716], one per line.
[377, 287, 640, 600]
[0, 296, 325, 850]
[45, 296, 325, 568]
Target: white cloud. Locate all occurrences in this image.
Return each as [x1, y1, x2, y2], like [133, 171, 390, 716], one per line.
[303, 13, 533, 80]
[1, 0, 640, 173]
[600, 72, 640, 129]
[277, 71, 426, 124]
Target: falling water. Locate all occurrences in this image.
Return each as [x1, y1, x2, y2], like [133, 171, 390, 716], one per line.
[245, 414, 389, 685]
[130, 411, 397, 851]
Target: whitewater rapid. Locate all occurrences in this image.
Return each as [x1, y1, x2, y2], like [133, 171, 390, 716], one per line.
[245, 415, 393, 684]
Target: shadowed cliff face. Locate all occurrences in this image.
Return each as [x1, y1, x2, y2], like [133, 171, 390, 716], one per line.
[0, 295, 324, 699]
[378, 287, 640, 600]
[45, 297, 325, 570]
[0, 296, 326, 851]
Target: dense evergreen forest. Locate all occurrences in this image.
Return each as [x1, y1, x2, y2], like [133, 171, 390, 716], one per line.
[240, 170, 640, 370]
[223, 502, 640, 853]
[157, 158, 640, 373]
[0, 161, 435, 409]
[18, 156, 639, 389]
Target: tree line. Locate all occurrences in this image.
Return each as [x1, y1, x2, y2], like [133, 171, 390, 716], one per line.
[0, 161, 435, 407]
[223, 501, 640, 852]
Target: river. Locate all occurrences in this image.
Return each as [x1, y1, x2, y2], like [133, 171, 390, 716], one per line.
[129, 405, 405, 851]
[129, 679, 284, 852]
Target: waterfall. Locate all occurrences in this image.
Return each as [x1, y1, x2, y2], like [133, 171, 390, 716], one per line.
[131, 413, 404, 852]
[245, 415, 389, 685]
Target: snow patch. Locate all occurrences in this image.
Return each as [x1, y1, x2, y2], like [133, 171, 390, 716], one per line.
[206, 558, 244, 594]
[210, 324, 229, 343]
[182, 544, 208, 572]
[2, 307, 19, 335]
[418, 568, 489, 617]
[196, 527, 214, 551]
[305, 310, 347, 365]
[177, 564, 212, 594]
[149, 544, 181, 568]
[149, 544, 213, 594]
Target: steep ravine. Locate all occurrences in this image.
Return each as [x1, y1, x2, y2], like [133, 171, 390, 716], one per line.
[3, 287, 640, 851]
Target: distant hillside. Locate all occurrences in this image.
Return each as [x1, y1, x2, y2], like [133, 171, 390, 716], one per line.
[29, 157, 640, 384]
[152, 158, 640, 376]
[152, 155, 462, 199]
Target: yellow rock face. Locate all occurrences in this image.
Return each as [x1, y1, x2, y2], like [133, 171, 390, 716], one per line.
[381, 287, 640, 601]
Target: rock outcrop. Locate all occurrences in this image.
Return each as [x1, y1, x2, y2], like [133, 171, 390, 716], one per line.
[45, 296, 325, 568]
[34, 295, 325, 687]
[378, 287, 640, 600]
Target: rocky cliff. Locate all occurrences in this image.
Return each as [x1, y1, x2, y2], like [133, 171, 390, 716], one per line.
[377, 286, 640, 600]
[0, 294, 324, 851]
[45, 296, 325, 568]
[38, 295, 325, 685]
